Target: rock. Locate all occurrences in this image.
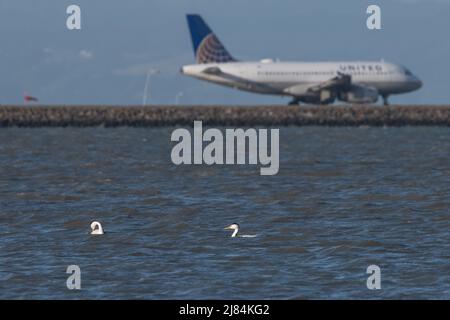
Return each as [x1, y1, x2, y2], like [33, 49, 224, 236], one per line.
[0, 105, 449, 127]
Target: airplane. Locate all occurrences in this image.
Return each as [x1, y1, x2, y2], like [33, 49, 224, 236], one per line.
[180, 14, 422, 105]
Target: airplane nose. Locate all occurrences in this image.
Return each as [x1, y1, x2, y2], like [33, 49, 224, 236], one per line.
[179, 67, 185, 74]
[413, 77, 423, 90]
[409, 76, 422, 90]
[417, 78, 423, 89]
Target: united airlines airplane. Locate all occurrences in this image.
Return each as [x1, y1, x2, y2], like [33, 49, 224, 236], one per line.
[180, 14, 422, 105]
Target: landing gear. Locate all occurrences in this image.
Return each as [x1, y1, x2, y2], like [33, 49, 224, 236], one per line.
[382, 95, 390, 106]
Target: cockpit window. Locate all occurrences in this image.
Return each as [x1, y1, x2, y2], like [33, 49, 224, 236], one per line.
[404, 68, 413, 76]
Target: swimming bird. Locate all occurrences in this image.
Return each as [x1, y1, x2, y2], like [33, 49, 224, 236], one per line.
[90, 221, 104, 235]
[224, 223, 257, 238]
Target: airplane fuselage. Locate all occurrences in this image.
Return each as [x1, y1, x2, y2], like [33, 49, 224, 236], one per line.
[181, 61, 422, 100]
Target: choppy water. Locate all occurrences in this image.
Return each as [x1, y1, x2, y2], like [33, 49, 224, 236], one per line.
[1, 126, 450, 299]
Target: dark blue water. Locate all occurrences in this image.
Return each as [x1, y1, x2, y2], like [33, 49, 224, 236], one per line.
[1, 126, 450, 299]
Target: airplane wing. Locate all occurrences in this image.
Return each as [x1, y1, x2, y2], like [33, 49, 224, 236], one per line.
[283, 72, 351, 96]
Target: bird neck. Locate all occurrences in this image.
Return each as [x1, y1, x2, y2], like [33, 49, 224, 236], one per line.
[231, 228, 239, 237]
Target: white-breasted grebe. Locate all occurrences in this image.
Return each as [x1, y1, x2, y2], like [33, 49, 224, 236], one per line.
[90, 221, 104, 235]
[224, 223, 257, 238]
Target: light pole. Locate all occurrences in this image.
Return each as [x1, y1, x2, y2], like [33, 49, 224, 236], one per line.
[175, 91, 184, 105]
[142, 68, 160, 105]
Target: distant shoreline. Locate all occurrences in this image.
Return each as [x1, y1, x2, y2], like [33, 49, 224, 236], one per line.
[1, 105, 449, 127]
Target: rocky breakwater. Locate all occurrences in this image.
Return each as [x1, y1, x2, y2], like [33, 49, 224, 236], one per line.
[0, 105, 449, 127]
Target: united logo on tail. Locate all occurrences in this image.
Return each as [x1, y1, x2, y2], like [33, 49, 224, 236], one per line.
[186, 14, 236, 64]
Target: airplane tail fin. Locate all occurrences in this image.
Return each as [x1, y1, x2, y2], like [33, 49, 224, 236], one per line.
[186, 14, 236, 64]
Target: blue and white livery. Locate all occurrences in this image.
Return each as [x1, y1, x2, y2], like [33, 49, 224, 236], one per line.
[181, 14, 422, 105]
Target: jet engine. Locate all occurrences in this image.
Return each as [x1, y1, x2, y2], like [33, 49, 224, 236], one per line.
[338, 85, 379, 104]
[296, 90, 336, 104]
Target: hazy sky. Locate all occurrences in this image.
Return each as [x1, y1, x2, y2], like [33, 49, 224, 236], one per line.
[0, 0, 449, 105]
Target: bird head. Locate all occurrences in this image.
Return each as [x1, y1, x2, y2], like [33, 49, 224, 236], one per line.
[224, 223, 239, 231]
